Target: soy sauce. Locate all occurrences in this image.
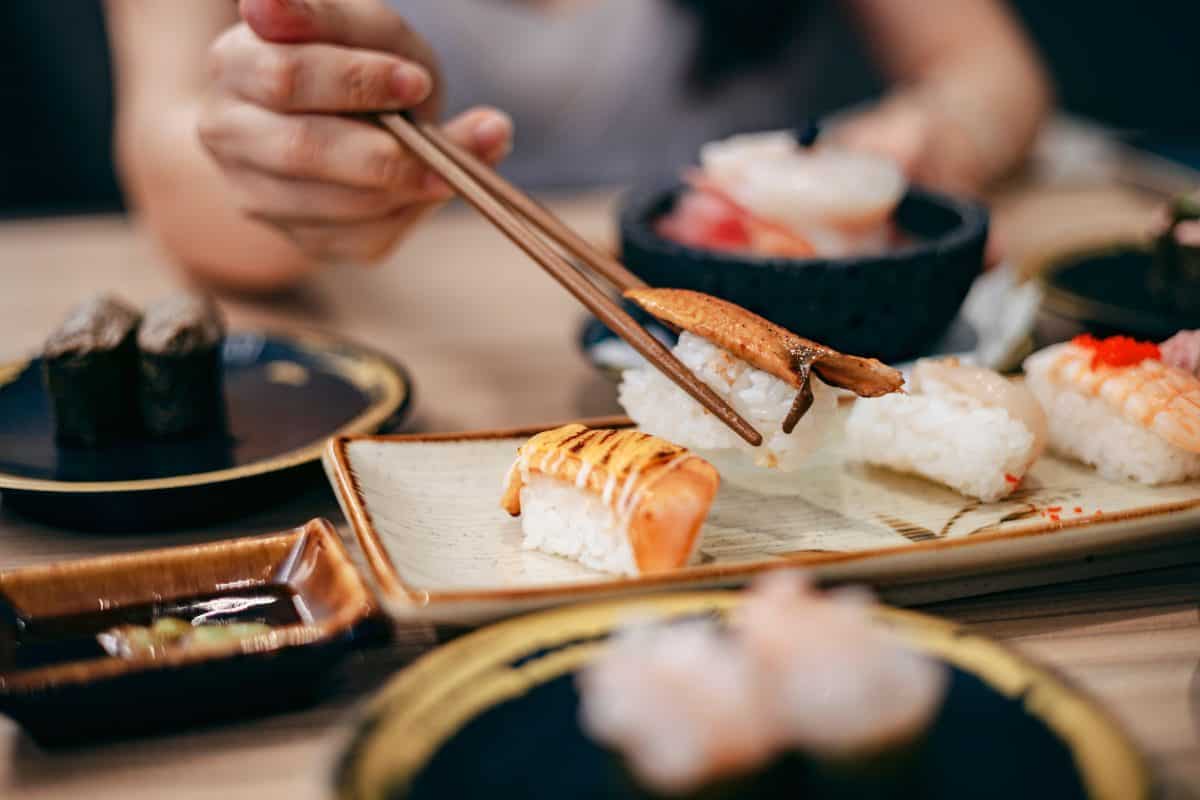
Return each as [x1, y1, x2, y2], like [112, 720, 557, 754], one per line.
[1, 583, 305, 672]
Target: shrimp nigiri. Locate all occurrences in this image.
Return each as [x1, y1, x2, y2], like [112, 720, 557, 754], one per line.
[1024, 335, 1200, 485]
[501, 424, 719, 576]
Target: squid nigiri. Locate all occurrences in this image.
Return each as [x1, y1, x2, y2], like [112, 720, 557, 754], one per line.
[845, 358, 1047, 501]
[1024, 334, 1200, 485]
[501, 424, 719, 576]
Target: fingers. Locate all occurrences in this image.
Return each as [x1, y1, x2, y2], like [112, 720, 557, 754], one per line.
[222, 165, 424, 223]
[210, 25, 431, 113]
[202, 104, 513, 262]
[238, 0, 441, 117]
[242, 0, 412, 50]
[271, 209, 428, 263]
[201, 104, 422, 190]
[421, 107, 514, 197]
[199, 101, 512, 198]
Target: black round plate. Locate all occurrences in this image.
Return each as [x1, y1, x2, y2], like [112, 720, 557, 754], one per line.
[0, 330, 411, 531]
[337, 594, 1148, 800]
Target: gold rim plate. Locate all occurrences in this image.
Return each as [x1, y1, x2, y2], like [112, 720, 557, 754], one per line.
[337, 592, 1150, 800]
[0, 329, 409, 494]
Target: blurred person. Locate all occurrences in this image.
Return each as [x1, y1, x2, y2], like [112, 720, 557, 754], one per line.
[103, 0, 1051, 294]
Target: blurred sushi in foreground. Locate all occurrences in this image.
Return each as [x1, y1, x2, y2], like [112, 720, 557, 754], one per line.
[42, 294, 142, 446]
[845, 358, 1047, 502]
[1024, 333, 1200, 485]
[656, 130, 907, 259]
[501, 424, 719, 576]
[578, 572, 947, 798]
[618, 288, 903, 492]
[137, 292, 227, 438]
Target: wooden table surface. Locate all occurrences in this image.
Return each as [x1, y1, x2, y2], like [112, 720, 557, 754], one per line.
[0, 188, 1197, 799]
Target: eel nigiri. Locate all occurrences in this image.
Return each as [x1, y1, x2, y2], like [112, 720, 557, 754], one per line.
[501, 424, 719, 576]
[617, 288, 903, 490]
[845, 358, 1047, 501]
[1024, 334, 1200, 485]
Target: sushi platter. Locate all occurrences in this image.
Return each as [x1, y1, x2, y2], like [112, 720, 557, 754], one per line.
[326, 412, 1200, 624]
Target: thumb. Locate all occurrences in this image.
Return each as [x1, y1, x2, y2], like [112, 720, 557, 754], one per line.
[239, 0, 441, 116]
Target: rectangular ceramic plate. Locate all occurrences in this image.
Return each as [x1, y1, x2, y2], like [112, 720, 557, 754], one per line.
[325, 415, 1200, 624]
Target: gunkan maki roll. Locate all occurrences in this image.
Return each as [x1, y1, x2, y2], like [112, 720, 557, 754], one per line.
[42, 295, 142, 446]
[137, 293, 227, 438]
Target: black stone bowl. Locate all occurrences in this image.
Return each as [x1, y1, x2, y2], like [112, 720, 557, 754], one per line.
[619, 182, 989, 363]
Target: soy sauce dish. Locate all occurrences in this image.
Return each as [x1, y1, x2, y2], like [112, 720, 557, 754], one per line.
[618, 131, 988, 364]
[0, 519, 376, 744]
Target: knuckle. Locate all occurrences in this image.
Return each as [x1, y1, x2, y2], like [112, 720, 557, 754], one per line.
[359, 228, 403, 262]
[279, 123, 323, 173]
[344, 189, 392, 218]
[256, 49, 302, 108]
[290, 228, 336, 257]
[205, 28, 239, 82]
[196, 101, 232, 152]
[362, 143, 405, 188]
[340, 60, 390, 108]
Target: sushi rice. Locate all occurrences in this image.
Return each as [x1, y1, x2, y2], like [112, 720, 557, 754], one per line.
[517, 474, 642, 576]
[844, 389, 1036, 502]
[618, 331, 837, 491]
[1024, 354, 1200, 485]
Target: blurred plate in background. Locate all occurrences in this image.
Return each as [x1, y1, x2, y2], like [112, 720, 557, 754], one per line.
[0, 330, 411, 531]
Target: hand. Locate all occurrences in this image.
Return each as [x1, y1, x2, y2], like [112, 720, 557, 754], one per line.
[833, 96, 1004, 266]
[199, 0, 513, 263]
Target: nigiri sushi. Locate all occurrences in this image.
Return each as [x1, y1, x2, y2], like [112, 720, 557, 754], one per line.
[617, 288, 904, 491]
[501, 424, 719, 576]
[845, 358, 1047, 501]
[656, 130, 907, 258]
[578, 572, 946, 797]
[1024, 334, 1200, 485]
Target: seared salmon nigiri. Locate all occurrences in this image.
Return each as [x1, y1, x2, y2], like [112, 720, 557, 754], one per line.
[502, 424, 719, 576]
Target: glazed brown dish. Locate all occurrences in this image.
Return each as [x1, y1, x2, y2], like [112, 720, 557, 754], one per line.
[0, 518, 376, 743]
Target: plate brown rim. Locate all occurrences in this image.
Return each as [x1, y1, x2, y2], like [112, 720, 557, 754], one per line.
[324, 418, 1200, 611]
[0, 328, 410, 494]
[335, 592, 1151, 800]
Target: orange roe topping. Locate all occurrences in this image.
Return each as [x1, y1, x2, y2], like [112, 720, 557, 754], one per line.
[1071, 334, 1161, 369]
[1004, 473, 1020, 485]
[1047, 506, 1062, 513]
[1073, 507, 1082, 513]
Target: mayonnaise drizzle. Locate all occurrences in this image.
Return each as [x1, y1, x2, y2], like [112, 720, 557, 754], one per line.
[505, 426, 698, 530]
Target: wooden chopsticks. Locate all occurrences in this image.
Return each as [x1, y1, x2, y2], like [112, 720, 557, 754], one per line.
[375, 112, 763, 447]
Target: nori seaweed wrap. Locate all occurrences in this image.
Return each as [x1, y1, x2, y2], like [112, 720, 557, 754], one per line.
[42, 295, 142, 446]
[137, 293, 227, 438]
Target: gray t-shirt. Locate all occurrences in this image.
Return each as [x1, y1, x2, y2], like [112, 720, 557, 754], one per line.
[395, 0, 880, 188]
